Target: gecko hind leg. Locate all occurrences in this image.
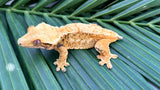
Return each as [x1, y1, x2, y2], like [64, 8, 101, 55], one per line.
[95, 39, 118, 69]
[53, 46, 69, 72]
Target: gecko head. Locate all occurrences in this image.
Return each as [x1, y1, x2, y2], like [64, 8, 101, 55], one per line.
[18, 22, 60, 49]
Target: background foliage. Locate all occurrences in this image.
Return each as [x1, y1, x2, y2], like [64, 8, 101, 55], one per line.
[0, 0, 160, 89]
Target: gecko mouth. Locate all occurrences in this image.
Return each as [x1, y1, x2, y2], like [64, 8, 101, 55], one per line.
[41, 43, 52, 49]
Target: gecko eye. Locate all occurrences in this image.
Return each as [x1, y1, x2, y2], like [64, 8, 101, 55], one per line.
[33, 39, 41, 46]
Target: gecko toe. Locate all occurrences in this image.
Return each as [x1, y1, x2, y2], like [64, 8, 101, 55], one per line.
[111, 54, 118, 59]
[99, 61, 105, 66]
[65, 62, 70, 67]
[56, 67, 60, 71]
[54, 61, 69, 72]
[97, 55, 102, 59]
[53, 61, 57, 65]
[62, 68, 66, 72]
[107, 63, 112, 69]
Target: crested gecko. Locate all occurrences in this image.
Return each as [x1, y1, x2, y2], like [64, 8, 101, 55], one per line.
[18, 22, 123, 72]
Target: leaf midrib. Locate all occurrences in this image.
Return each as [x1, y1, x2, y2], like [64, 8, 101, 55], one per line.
[0, 8, 160, 28]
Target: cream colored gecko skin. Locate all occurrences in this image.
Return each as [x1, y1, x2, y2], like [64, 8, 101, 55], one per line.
[18, 22, 123, 72]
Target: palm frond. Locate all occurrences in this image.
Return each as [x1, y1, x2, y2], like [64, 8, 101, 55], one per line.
[0, 0, 160, 89]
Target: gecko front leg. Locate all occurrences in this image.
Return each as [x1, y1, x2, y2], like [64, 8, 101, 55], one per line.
[95, 39, 118, 69]
[53, 45, 69, 72]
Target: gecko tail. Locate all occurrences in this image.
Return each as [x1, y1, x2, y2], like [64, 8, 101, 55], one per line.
[117, 35, 123, 40]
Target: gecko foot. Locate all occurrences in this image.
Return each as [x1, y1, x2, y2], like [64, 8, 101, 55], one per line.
[97, 55, 117, 69]
[53, 59, 70, 72]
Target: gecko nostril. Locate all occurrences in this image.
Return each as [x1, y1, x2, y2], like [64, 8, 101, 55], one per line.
[18, 39, 22, 45]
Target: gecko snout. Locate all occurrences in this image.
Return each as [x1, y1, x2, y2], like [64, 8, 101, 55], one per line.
[18, 39, 22, 45]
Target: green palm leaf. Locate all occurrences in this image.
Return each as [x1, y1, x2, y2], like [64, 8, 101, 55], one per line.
[0, 0, 160, 89]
